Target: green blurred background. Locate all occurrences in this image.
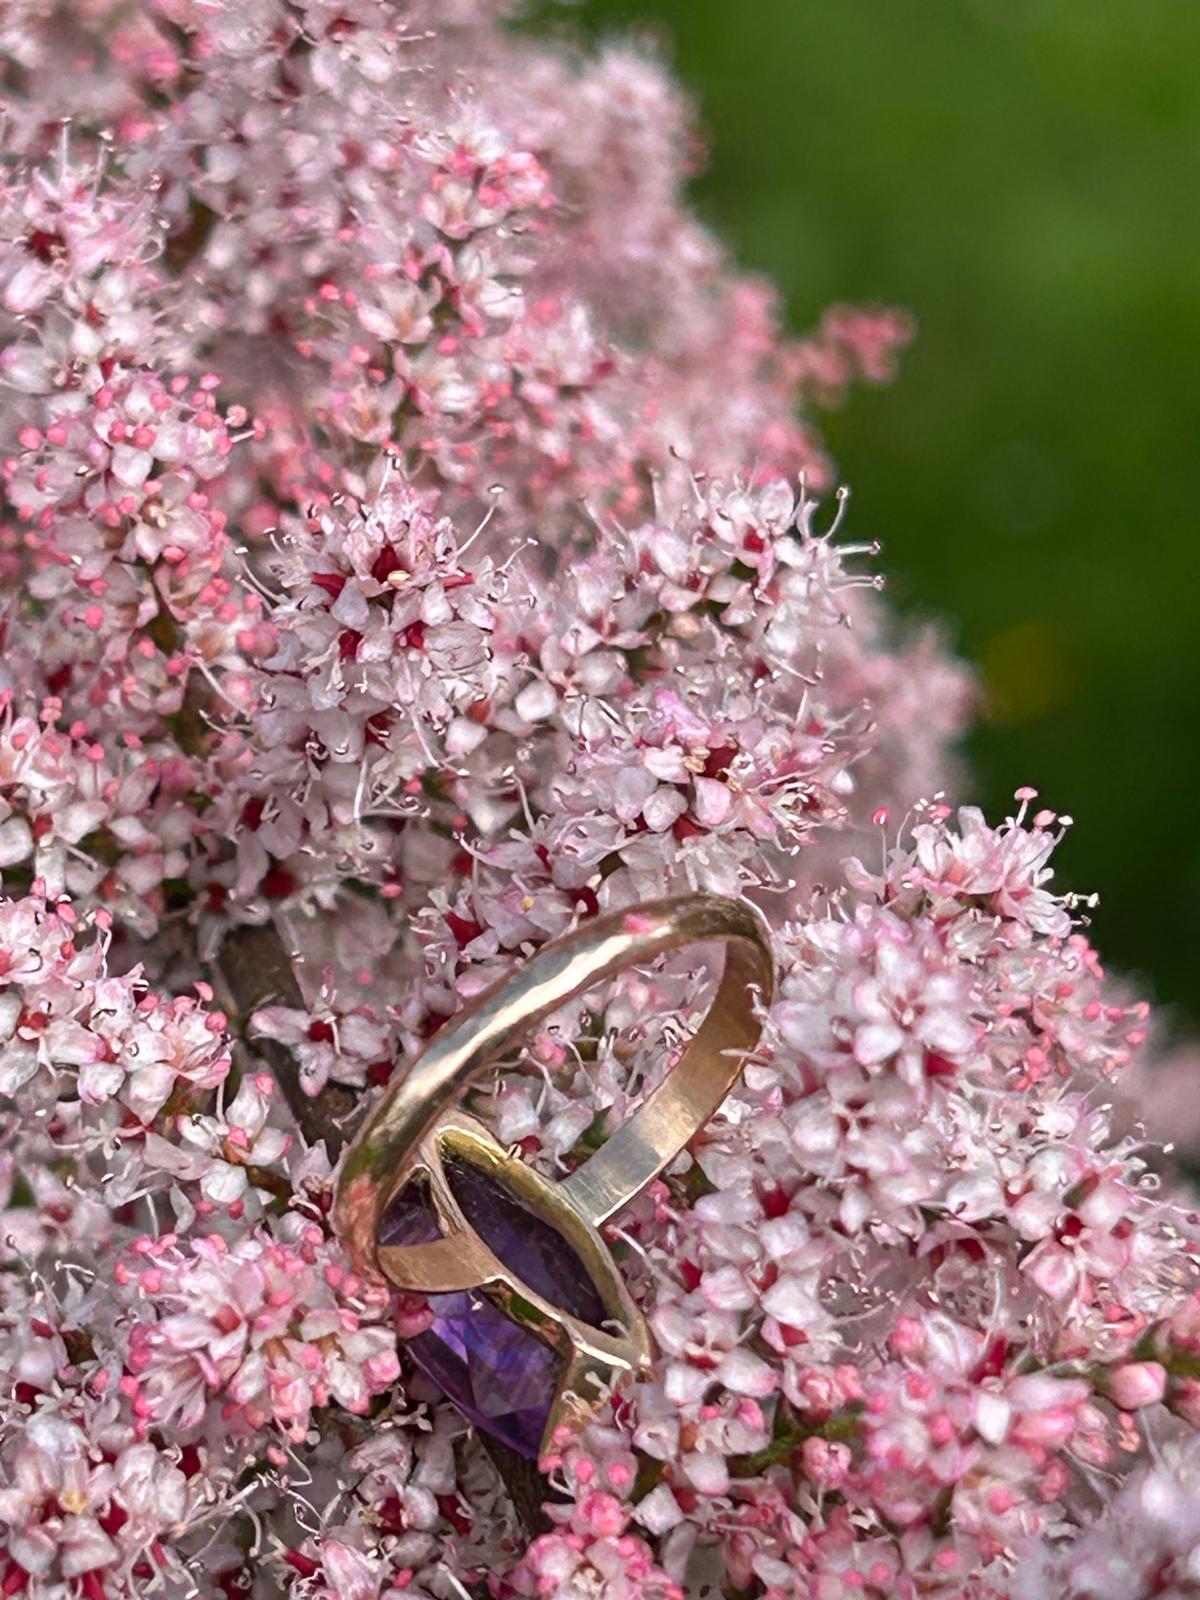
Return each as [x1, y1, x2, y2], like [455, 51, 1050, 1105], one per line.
[533, 0, 1199, 1033]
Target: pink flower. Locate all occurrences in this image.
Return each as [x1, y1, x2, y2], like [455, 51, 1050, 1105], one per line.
[1107, 1361, 1168, 1411]
[800, 1437, 852, 1488]
[121, 1228, 398, 1441]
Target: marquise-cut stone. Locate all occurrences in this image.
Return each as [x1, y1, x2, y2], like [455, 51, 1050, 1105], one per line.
[381, 1157, 606, 1458]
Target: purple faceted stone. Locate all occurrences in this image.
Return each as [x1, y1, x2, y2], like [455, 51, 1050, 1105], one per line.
[381, 1157, 606, 1458]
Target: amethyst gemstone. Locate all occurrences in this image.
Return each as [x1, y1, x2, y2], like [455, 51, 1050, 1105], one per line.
[381, 1157, 607, 1458]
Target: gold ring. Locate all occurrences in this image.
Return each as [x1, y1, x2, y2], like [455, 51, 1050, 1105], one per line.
[334, 892, 773, 1458]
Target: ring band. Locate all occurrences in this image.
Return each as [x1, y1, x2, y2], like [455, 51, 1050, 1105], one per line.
[335, 892, 774, 1286]
[333, 893, 773, 1459]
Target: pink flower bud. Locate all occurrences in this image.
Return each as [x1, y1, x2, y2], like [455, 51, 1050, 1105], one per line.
[801, 1437, 851, 1487]
[1108, 1361, 1167, 1410]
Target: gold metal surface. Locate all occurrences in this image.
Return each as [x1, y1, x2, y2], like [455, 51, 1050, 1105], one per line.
[334, 892, 774, 1457]
[380, 1110, 655, 1456]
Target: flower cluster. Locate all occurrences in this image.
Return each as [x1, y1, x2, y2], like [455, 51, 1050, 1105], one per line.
[0, 890, 230, 1236]
[119, 1225, 400, 1442]
[0, 3, 1193, 1598]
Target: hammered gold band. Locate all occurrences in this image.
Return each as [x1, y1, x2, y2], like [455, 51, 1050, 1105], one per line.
[335, 892, 774, 1290]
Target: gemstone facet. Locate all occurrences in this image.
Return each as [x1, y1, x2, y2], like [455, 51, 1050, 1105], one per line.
[381, 1157, 607, 1458]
